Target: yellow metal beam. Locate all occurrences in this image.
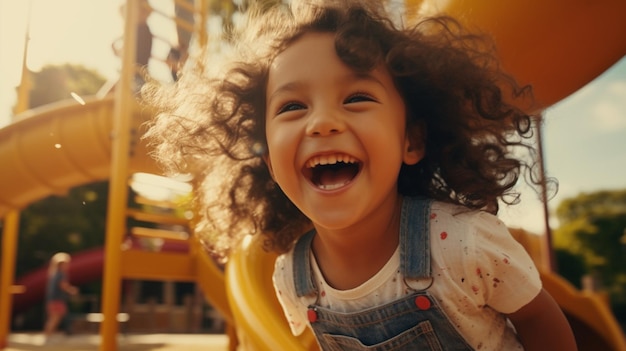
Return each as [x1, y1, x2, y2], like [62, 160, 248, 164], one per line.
[100, 0, 139, 349]
[130, 227, 189, 241]
[120, 250, 195, 281]
[0, 211, 20, 349]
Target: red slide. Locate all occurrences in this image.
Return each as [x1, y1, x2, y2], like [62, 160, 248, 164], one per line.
[12, 239, 189, 314]
[12, 247, 104, 314]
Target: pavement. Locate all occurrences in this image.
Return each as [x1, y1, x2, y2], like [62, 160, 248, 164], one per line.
[5, 333, 229, 351]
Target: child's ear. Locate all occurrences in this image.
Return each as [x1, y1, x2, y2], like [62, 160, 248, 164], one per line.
[403, 125, 425, 165]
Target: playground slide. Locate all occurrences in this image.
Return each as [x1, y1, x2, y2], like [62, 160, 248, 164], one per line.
[414, 0, 626, 108]
[0, 95, 159, 218]
[226, 235, 317, 351]
[0, 96, 231, 324]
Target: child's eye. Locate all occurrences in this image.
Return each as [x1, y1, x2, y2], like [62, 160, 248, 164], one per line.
[276, 101, 306, 115]
[344, 93, 376, 104]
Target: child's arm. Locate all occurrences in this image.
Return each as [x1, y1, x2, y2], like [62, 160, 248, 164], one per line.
[507, 288, 577, 350]
[60, 280, 78, 296]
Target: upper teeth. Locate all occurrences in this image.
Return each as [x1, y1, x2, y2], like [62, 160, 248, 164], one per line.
[306, 154, 357, 168]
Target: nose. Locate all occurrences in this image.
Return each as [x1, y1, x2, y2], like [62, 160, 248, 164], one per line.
[305, 108, 346, 136]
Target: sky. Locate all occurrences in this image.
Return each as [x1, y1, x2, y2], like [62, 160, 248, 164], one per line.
[0, 0, 625, 235]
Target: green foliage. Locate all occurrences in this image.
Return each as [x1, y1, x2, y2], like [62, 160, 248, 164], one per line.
[554, 248, 587, 290]
[27, 63, 106, 109]
[17, 181, 109, 276]
[208, 0, 283, 40]
[553, 189, 626, 306]
[555, 190, 626, 223]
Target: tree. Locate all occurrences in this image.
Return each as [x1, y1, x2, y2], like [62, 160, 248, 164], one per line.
[17, 182, 109, 276]
[26, 63, 106, 109]
[553, 190, 626, 306]
[554, 248, 587, 290]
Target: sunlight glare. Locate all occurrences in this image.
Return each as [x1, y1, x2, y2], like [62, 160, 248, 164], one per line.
[130, 172, 192, 202]
[70, 92, 86, 105]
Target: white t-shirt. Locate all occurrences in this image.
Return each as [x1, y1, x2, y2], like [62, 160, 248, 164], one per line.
[273, 201, 542, 350]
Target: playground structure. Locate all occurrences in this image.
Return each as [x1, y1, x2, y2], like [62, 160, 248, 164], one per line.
[1, 0, 626, 350]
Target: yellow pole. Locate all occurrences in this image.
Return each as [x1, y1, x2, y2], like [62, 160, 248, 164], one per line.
[0, 211, 20, 349]
[196, 0, 208, 48]
[0, 3, 33, 347]
[99, 0, 138, 349]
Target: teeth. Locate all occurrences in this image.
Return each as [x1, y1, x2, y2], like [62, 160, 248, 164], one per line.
[318, 181, 350, 190]
[306, 154, 357, 168]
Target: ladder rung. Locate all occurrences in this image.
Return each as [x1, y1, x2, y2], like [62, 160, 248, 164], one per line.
[131, 227, 189, 241]
[126, 208, 190, 226]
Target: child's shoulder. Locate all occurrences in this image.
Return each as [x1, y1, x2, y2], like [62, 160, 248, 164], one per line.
[430, 200, 499, 223]
[429, 200, 510, 240]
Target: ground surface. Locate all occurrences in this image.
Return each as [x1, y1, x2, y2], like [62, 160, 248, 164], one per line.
[6, 333, 229, 351]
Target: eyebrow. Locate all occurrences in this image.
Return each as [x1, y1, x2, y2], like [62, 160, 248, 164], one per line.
[353, 71, 386, 88]
[267, 81, 304, 103]
[267, 71, 386, 102]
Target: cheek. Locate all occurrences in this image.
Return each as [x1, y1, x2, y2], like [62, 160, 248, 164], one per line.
[265, 131, 296, 179]
[265, 129, 284, 159]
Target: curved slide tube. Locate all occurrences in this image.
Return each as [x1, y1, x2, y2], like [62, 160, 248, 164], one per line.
[0, 96, 159, 218]
[226, 235, 318, 351]
[414, 0, 626, 108]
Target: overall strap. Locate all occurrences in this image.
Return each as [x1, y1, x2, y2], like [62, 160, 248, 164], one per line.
[293, 197, 432, 296]
[400, 197, 432, 280]
[293, 229, 317, 297]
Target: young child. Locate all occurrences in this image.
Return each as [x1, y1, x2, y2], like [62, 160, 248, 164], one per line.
[145, 1, 577, 349]
[43, 252, 78, 342]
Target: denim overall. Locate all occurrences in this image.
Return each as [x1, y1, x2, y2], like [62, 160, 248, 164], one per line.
[292, 197, 474, 350]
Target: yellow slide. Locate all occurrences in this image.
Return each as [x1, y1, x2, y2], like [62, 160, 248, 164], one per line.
[0, 95, 231, 324]
[226, 235, 318, 351]
[0, 96, 157, 217]
[412, 0, 626, 108]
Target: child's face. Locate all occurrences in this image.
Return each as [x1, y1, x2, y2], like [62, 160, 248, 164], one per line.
[58, 261, 69, 272]
[264, 32, 423, 230]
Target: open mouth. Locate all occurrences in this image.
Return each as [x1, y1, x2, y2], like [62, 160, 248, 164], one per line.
[304, 154, 361, 190]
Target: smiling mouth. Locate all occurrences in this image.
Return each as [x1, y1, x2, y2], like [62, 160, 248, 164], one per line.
[304, 154, 361, 190]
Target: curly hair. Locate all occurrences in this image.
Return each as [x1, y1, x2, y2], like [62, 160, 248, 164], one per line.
[144, 0, 545, 259]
